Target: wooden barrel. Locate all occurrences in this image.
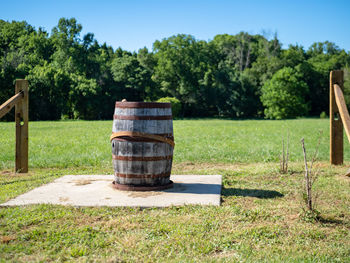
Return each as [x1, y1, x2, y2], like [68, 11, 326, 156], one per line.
[110, 102, 174, 191]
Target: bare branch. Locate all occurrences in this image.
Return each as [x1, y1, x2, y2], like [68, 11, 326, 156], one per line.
[301, 138, 312, 211]
[282, 137, 285, 172]
[286, 132, 289, 173]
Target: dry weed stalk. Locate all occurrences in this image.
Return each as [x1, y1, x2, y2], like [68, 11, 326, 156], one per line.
[280, 132, 289, 173]
[300, 131, 323, 211]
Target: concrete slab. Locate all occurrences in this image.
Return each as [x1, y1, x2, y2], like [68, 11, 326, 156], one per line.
[1, 175, 222, 207]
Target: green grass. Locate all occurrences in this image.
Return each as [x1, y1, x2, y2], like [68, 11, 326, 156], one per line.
[1, 118, 349, 169]
[0, 119, 350, 262]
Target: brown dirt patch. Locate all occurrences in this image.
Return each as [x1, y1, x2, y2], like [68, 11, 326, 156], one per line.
[59, 196, 70, 202]
[1, 235, 16, 243]
[73, 179, 92, 186]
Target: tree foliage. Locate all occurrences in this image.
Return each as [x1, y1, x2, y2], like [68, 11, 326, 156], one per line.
[157, 97, 181, 118]
[1, 18, 349, 121]
[261, 67, 309, 119]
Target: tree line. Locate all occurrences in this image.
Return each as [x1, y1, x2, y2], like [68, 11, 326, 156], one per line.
[1, 18, 350, 120]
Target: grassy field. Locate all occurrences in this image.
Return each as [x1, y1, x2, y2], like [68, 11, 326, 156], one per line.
[1, 118, 350, 169]
[0, 119, 350, 262]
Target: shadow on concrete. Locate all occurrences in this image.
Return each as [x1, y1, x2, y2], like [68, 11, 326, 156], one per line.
[164, 182, 221, 195]
[222, 187, 284, 199]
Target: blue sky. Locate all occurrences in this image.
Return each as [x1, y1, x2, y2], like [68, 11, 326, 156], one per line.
[1, 0, 350, 52]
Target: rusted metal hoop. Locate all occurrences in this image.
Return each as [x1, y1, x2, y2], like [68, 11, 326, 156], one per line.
[113, 115, 173, 120]
[115, 102, 171, 108]
[112, 154, 173, 161]
[112, 181, 173, 191]
[110, 131, 175, 147]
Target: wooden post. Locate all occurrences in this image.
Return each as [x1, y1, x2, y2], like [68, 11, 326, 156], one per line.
[330, 70, 344, 165]
[15, 80, 28, 173]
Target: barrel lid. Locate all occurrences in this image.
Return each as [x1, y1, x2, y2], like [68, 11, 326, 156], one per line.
[115, 101, 171, 108]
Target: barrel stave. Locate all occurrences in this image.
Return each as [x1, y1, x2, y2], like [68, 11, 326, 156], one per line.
[113, 159, 172, 175]
[116, 176, 170, 186]
[112, 139, 173, 186]
[115, 107, 172, 116]
[112, 102, 173, 188]
[112, 141, 173, 157]
[113, 119, 173, 134]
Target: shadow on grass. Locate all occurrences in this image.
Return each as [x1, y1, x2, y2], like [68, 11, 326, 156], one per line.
[317, 215, 349, 226]
[0, 174, 55, 186]
[222, 187, 284, 199]
[0, 178, 38, 185]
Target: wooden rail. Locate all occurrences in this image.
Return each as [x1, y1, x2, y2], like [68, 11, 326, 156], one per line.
[334, 83, 350, 143]
[0, 91, 23, 118]
[0, 80, 28, 173]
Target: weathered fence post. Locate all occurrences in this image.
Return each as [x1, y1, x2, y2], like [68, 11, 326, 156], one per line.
[330, 70, 344, 165]
[15, 80, 28, 173]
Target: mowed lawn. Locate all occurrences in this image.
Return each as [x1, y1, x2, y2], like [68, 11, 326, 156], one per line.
[1, 118, 350, 169]
[0, 119, 349, 262]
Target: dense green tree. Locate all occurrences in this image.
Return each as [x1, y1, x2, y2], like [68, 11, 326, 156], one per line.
[153, 34, 220, 116]
[1, 18, 349, 121]
[27, 63, 70, 120]
[92, 43, 119, 119]
[306, 42, 350, 115]
[0, 20, 51, 120]
[282, 45, 306, 68]
[261, 67, 309, 119]
[111, 53, 151, 101]
[157, 97, 181, 118]
[344, 67, 350, 107]
[137, 47, 161, 100]
[48, 18, 107, 119]
[212, 33, 265, 72]
[69, 74, 100, 119]
[214, 68, 258, 118]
